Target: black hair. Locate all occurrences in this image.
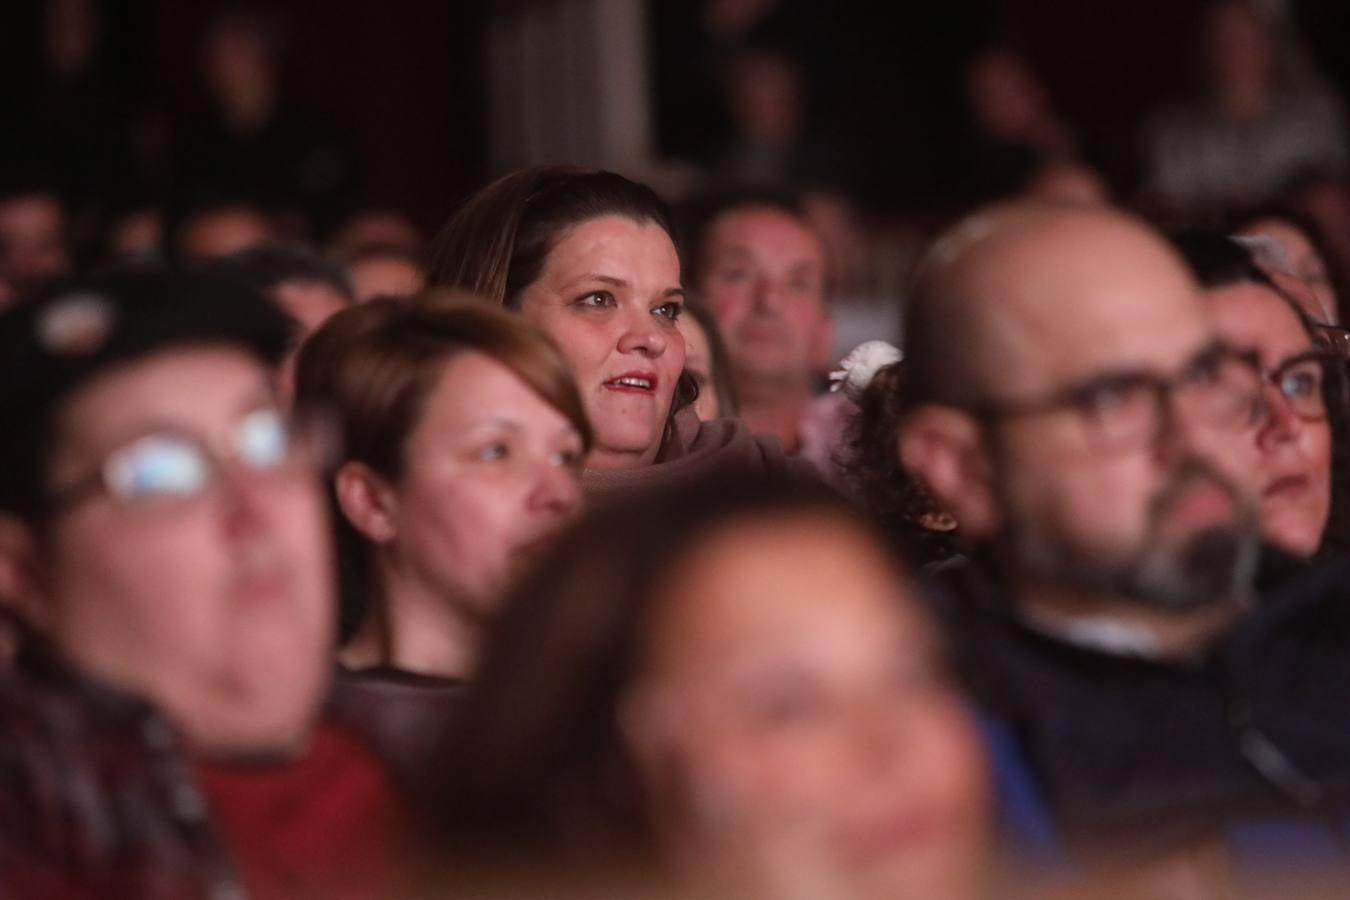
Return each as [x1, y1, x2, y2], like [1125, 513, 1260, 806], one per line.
[208, 242, 355, 302]
[0, 268, 291, 530]
[1169, 228, 1282, 294]
[1228, 204, 1350, 325]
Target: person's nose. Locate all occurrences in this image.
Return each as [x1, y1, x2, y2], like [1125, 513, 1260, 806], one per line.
[615, 306, 668, 358]
[217, 458, 282, 540]
[528, 458, 583, 519]
[1256, 384, 1304, 450]
[750, 274, 782, 314]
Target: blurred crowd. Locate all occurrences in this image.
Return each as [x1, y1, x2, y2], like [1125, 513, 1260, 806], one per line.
[5, 0, 1350, 898]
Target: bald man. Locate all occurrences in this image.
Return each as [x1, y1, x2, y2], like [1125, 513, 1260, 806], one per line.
[899, 204, 1350, 862]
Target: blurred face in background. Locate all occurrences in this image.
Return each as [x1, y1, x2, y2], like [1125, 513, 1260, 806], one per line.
[517, 215, 686, 470]
[202, 19, 275, 117]
[346, 250, 426, 303]
[700, 205, 831, 387]
[1206, 1, 1274, 103]
[624, 513, 989, 900]
[0, 192, 69, 297]
[270, 279, 351, 405]
[40, 346, 333, 760]
[679, 313, 721, 421]
[178, 207, 274, 267]
[107, 208, 163, 266]
[330, 211, 424, 259]
[726, 51, 804, 144]
[1203, 282, 1333, 556]
[965, 49, 1052, 143]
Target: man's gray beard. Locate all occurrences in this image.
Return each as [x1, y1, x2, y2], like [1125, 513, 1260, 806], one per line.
[1003, 463, 1262, 612]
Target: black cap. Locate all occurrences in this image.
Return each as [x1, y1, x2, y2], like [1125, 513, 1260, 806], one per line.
[0, 268, 293, 519]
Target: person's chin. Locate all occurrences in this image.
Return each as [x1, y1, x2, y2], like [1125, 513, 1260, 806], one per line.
[1263, 512, 1325, 559]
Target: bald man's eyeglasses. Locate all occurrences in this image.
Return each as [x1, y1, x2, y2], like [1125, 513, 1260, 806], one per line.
[970, 343, 1266, 452]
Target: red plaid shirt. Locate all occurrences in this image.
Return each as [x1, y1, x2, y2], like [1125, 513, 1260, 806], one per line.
[0, 644, 241, 900]
[0, 638, 415, 900]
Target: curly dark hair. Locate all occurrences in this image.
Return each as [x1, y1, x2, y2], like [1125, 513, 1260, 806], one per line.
[840, 360, 964, 568]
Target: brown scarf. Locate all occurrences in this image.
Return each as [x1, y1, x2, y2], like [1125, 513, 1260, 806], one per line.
[581, 407, 801, 505]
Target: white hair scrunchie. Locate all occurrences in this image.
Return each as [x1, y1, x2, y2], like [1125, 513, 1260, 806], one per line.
[828, 340, 903, 403]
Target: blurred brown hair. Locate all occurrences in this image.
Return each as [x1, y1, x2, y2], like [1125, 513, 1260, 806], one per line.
[428, 164, 682, 308]
[842, 360, 964, 568]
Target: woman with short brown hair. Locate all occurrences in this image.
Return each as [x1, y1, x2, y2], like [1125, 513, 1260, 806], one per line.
[294, 292, 590, 776]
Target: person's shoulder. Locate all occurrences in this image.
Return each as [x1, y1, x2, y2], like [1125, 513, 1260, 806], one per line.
[1250, 548, 1350, 642]
[0, 652, 221, 897]
[661, 409, 800, 476]
[0, 647, 157, 738]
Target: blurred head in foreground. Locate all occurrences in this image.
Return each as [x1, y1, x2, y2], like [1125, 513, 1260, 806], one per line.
[897, 204, 1267, 655]
[438, 471, 990, 899]
[0, 270, 334, 760]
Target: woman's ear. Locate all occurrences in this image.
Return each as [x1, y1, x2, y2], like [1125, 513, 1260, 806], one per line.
[0, 514, 51, 632]
[898, 407, 1002, 539]
[335, 462, 399, 544]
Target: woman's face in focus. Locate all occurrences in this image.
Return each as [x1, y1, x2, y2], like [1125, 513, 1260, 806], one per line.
[1205, 283, 1333, 557]
[379, 351, 585, 614]
[680, 315, 720, 421]
[517, 215, 686, 470]
[625, 514, 989, 900]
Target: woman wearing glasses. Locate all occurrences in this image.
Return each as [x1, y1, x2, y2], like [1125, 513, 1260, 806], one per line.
[1172, 230, 1346, 558]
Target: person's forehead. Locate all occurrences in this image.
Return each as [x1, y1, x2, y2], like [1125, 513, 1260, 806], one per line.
[0, 194, 62, 226]
[652, 516, 907, 662]
[966, 224, 1214, 391]
[273, 280, 348, 324]
[708, 206, 823, 259]
[544, 215, 678, 277]
[57, 345, 272, 455]
[1205, 282, 1311, 361]
[416, 350, 567, 434]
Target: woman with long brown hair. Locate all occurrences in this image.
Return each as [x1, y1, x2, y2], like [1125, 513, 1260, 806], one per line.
[428, 165, 793, 500]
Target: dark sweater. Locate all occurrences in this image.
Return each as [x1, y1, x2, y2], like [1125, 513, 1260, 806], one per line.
[925, 551, 1350, 856]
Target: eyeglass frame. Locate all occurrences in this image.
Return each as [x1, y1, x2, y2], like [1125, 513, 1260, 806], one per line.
[962, 340, 1268, 453]
[48, 406, 315, 514]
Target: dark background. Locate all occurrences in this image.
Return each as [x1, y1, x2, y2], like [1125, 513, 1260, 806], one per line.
[3, 0, 1348, 224]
